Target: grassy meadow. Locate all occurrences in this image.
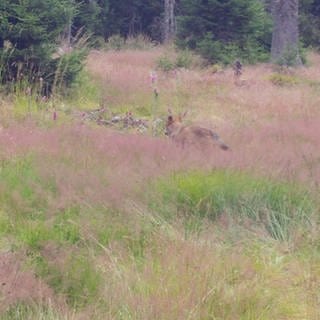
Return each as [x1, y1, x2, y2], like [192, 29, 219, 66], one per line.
[0, 46, 320, 319]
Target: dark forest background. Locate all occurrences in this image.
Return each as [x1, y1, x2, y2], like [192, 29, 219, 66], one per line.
[0, 0, 319, 92]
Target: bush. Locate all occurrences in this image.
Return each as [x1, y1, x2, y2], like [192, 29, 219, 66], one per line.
[269, 73, 300, 86]
[105, 34, 156, 51]
[106, 34, 126, 50]
[51, 45, 88, 96]
[195, 35, 270, 65]
[156, 55, 176, 72]
[0, 0, 87, 96]
[175, 50, 194, 68]
[156, 50, 198, 72]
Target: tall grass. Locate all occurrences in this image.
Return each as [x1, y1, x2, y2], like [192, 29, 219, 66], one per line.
[1, 302, 69, 320]
[1, 47, 320, 318]
[85, 48, 320, 126]
[154, 170, 314, 240]
[0, 157, 318, 318]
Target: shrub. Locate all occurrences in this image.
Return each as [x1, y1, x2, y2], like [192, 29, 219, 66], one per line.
[175, 50, 194, 68]
[274, 44, 306, 67]
[269, 73, 300, 86]
[66, 69, 102, 110]
[156, 50, 197, 72]
[106, 34, 126, 50]
[156, 55, 176, 72]
[105, 34, 156, 51]
[0, 0, 87, 96]
[196, 36, 270, 65]
[51, 46, 88, 96]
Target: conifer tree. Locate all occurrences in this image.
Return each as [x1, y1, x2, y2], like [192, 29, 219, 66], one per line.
[176, 0, 272, 64]
[0, 0, 78, 92]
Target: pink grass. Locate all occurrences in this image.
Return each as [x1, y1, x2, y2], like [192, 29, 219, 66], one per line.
[86, 50, 164, 107]
[1, 50, 320, 208]
[0, 113, 319, 211]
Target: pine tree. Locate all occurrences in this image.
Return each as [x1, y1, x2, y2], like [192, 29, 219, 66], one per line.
[176, 0, 272, 64]
[299, 0, 320, 49]
[0, 0, 79, 93]
[102, 0, 162, 41]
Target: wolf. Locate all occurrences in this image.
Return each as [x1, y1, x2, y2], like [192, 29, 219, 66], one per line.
[165, 113, 229, 151]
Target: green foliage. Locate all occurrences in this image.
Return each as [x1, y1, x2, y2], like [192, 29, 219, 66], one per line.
[0, 0, 87, 95]
[156, 55, 176, 72]
[1, 302, 64, 320]
[196, 37, 240, 65]
[13, 92, 44, 118]
[106, 34, 126, 50]
[34, 252, 101, 309]
[73, 0, 105, 37]
[0, 157, 51, 216]
[269, 73, 301, 86]
[0, 146, 318, 318]
[52, 207, 81, 244]
[176, 0, 272, 64]
[300, 0, 320, 49]
[17, 222, 50, 250]
[0, 210, 11, 236]
[0, 157, 58, 251]
[155, 170, 314, 240]
[175, 50, 195, 68]
[156, 50, 196, 71]
[51, 45, 88, 96]
[274, 45, 303, 67]
[66, 69, 102, 110]
[57, 255, 101, 308]
[105, 34, 156, 50]
[103, 0, 163, 41]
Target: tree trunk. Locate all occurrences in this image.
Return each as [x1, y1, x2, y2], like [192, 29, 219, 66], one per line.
[271, 0, 301, 65]
[164, 0, 176, 43]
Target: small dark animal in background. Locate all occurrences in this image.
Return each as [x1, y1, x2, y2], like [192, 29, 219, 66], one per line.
[233, 59, 242, 77]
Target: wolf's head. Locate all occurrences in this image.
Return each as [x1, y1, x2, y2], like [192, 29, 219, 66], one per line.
[165, 114, 184, 137]
[165, 109, 188, 137]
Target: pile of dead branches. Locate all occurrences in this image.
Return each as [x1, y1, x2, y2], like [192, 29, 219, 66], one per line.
[77, 108, 152, 133]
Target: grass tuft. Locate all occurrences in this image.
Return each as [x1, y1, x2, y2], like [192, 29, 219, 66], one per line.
[155, 170, 314, 240]
[1, 302, 67, 320]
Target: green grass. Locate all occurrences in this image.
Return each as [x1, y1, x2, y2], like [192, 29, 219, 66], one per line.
[1, 49, 320, 318]
[0, 158, 99, 309]
[0, 157, 55, 250]
[1, 302, 67, 320]
[66, 70, 103, 111]
[154, 170, 315, 240]
[0, 157, 56, 216]
[0, 155, 319, 318]
[35, 253, 101, 309]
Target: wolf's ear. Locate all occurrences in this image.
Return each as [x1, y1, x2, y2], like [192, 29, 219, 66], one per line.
[178, 111, 187, 121]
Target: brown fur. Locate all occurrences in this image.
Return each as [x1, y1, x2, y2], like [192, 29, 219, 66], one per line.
[165, 114, 229, 150]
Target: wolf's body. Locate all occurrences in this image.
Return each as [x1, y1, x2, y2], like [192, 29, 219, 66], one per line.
[165, 115, 229, 151]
